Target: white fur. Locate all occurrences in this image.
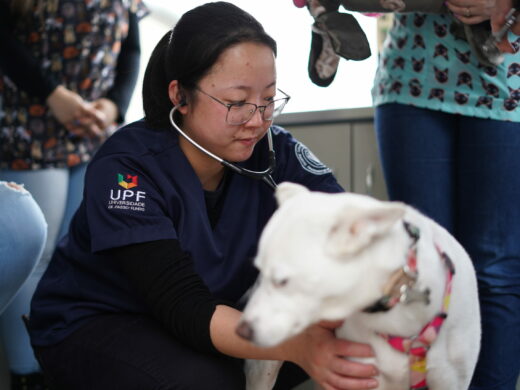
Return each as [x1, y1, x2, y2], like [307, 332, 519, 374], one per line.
[240, 182, 481, 390]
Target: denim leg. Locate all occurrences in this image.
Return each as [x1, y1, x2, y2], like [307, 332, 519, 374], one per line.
[0, 182, 47, 315]
[376, 103, 520, 389]
[0, 164, 86, 374]
[457, 117, 520, 390]
[56, 163, 87, 240]
[375, 103, 457, 232]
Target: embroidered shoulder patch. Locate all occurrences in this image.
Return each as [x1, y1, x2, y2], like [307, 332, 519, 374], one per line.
[107, 173, 147, 212]
[294, 142, 332, 175]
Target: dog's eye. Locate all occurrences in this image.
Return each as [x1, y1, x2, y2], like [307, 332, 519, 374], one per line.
[273, 278, 289, 288]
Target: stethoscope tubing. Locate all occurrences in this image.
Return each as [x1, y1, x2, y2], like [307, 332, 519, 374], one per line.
[169, 106, 277, 190]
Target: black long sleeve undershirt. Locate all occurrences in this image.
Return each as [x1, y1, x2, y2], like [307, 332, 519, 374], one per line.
[107, 239, 229, 354]
[106, 175, 231, 352]
[0, 4, 141, 123]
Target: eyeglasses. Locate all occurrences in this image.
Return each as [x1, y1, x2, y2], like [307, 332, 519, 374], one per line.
[195, 87, 291, 125]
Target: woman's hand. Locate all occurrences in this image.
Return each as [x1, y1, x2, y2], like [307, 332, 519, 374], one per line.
[283, 321, 379, 390]
[91, 98, 119, 129]
[211, 305, 378, 389]
[46, 85, 106, 138]
[491, 0, 520, 53]
[74, 97, 119, 137]
[445, 0, 496, 24]
[68, 98, 119, 138]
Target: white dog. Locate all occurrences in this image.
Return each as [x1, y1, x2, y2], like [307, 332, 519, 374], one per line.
[237, 182, 481, 390]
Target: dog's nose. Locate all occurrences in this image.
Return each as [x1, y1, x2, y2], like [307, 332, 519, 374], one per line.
[236, 320, 254, 341]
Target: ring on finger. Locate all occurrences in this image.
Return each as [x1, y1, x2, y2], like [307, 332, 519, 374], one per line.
[465, 7, 471, 17]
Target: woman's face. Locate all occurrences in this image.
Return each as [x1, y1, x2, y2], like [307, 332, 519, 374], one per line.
[182, 42, 277, 163]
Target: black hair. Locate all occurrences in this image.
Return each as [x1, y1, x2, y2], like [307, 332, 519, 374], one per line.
[142, 2, 277, 129]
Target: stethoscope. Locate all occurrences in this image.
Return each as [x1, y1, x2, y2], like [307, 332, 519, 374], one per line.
[169, 106, 277, 190]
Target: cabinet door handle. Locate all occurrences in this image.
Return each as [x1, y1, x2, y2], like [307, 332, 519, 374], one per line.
[365, 163, 374, 195]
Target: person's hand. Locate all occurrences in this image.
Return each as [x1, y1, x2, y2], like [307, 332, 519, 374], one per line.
[491, 0, 520, 53]
[91, 98, 119, 129]
[445, 0, 496, 24]
[283, 321, 379, 390]
[46, 86, 105, 138]
[68, 98, 119, 138]
[65, 105, 106, 139]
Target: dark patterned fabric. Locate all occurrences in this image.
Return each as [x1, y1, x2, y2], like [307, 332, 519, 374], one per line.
[373, 13, 520, 122]
[0, 0, 147, 170]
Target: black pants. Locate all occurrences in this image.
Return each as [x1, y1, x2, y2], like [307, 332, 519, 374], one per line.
[35, 313, 308, 390]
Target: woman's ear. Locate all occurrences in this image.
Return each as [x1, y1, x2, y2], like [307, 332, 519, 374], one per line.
[168, 80, 188, 112]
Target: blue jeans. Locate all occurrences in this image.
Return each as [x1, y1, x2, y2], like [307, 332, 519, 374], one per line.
[376, 103, 520, 390]
[0, 182, 47, 315]
[0, 164, 87, 375]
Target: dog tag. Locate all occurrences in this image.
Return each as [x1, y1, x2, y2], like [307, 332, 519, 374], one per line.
[400, 285, 431, 305]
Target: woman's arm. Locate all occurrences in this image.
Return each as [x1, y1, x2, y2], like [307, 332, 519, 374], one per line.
[210, 305, 379, 390]
[109, 239, 224, 353]
[491, 0, 520, 53]
[494, 0, 520, 33]
[110, 239, 378, 390]
[0, 2, 104, 134]
[101, 11, 142, 124]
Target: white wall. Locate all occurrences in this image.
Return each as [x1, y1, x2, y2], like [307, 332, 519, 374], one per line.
[126, 0, 379, 122]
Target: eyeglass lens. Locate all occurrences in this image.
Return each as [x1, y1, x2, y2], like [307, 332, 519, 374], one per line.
[227, 99, 287, 125]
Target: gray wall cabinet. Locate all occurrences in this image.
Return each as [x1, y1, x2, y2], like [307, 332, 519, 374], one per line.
[277, 107, 388, 200]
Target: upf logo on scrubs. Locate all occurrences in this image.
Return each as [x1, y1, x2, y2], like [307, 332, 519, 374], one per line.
[107, 173, 147, 212]
[118, 173, 138, 189]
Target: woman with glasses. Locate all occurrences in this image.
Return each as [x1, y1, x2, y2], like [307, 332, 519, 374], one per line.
[26, 2, 378, 389]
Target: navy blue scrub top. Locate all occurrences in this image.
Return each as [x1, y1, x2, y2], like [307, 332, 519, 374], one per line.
[29, 120, 344, 346]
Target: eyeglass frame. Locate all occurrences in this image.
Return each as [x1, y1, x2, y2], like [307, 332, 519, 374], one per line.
[194, 87, 291, 125]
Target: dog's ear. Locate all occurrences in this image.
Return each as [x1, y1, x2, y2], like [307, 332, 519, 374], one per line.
[326, 202, 406, 257]
[275, 182, 309, 205]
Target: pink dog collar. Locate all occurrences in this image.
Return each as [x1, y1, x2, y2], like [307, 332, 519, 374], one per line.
[363, 222, 431, 313]
[379, 244, 455, 390]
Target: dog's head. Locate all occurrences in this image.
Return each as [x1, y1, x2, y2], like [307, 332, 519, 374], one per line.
[237, 182, 407, 347]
